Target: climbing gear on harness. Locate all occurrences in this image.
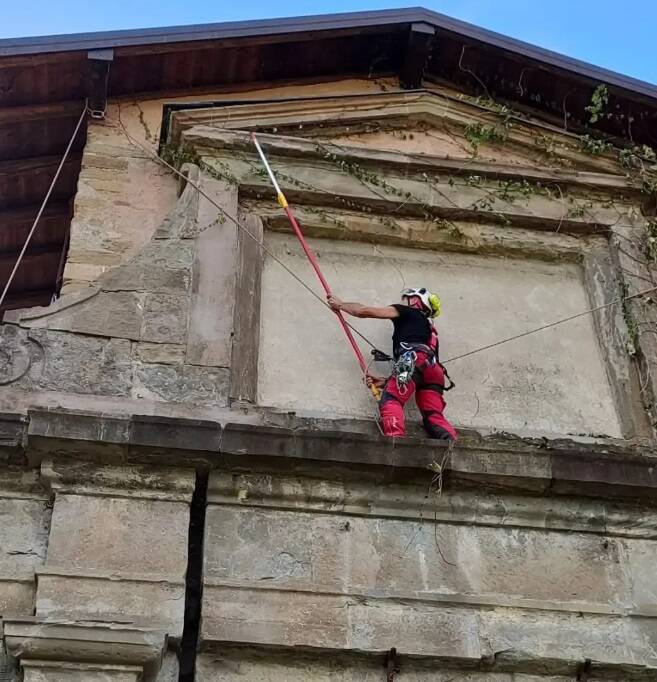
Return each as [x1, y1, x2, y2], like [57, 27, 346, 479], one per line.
[251, 132, 381, 401]
[400, 287, 441, 318]
[377, 343, 456, 394]
[394, 347, 418, 393]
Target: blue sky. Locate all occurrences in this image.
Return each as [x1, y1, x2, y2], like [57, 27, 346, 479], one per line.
[3, 1, 656, 85]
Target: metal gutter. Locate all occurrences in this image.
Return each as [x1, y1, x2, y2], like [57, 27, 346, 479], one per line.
[0, 8, 420, 56]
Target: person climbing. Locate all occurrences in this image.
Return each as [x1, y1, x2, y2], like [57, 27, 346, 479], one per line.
[327, 288, 457, 441]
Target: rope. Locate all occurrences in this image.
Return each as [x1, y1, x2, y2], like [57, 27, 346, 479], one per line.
[113, 113, 657, 369]
[0, 105, 87, 311]
[442, 284, 657, 364]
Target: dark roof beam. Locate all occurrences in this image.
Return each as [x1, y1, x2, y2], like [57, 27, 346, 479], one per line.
[0, 244, 64, 266]
[399, 22, 435, 90]
[0, 100, 84, 125]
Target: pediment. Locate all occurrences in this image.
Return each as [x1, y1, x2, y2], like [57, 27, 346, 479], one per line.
[167, 89, 626, 176]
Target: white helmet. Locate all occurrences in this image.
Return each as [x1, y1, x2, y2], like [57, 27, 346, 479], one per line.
[401, 287, 441, 318]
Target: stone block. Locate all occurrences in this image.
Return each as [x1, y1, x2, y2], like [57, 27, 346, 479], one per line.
[26, 330, 133, 397]
[24, 291, 143, 341]
[41, 459, 195, 501]
[27, 410, 130, 463]
[134, 343, 186, 365]
[140, 293, 189, 344]
[35, 574, 185, 638]
[0, 487, 49, 618]
[134, 363, 229, 406]
[478, 607, 657, 671]
[45, 493, 189, 577]
[200, 586, 657, 674]
[0, 579, 35, 617]
[219, 423, 444, 470]
[201, 585, 482, 659]
[203, 505, 630, 612]
[101, 241, 193, 294]
[0, 498, 50, 576]
[129, 415, 221, 453]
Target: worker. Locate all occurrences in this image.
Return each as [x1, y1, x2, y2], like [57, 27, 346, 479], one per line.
[328, 288, 457, 441]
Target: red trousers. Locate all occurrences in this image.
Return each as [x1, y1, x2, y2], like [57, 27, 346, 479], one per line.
[379, 351, 457, 440]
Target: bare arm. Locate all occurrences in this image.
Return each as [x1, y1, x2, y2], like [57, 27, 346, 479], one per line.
[327, 296, 399, 319]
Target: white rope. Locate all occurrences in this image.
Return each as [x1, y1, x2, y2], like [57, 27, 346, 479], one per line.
[0, 105, 87, 311]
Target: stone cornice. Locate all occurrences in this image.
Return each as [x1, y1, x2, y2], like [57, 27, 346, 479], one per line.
[1, 407, 654, 503]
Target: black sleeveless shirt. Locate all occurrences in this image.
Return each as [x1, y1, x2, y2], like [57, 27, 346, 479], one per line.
[390, 304, 431, 356]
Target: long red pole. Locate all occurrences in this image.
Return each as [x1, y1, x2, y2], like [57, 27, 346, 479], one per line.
[250, 132, 370, 376]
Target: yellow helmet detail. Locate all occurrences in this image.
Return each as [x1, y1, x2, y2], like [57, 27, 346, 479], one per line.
[428, 293, 441, 318]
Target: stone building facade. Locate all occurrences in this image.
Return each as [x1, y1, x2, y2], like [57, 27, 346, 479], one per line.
[2, 9, 657, 682]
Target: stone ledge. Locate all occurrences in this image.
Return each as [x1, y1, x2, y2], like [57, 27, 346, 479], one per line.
[37, 566, 186, 586]
[201, 576, 645, 618]
[40, 458, 195, 501]
[6, 408, 657, 501]
[26, 409, 222, 466]
[205, 470, 657, 539]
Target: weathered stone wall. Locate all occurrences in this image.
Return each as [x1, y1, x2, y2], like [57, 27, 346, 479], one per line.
[1, 71, 656, 682]
[197, 438, 657, 681]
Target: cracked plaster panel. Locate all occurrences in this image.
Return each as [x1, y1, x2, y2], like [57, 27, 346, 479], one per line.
[63, 79, 395, 293]
[258, 234, 622, 438]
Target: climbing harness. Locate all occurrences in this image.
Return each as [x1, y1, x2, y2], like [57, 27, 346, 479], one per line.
[374, 342, 456, 395]
[251, 132, 382, 401]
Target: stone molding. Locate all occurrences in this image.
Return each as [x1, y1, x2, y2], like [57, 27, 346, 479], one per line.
[3, 618, 166, 678]
[40, 458, 195, 502]
[167, 90, 631, 179]
[3, 407, 656, 502]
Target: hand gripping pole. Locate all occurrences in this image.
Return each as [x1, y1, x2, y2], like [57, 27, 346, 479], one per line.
[251, 132, 380, 400]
